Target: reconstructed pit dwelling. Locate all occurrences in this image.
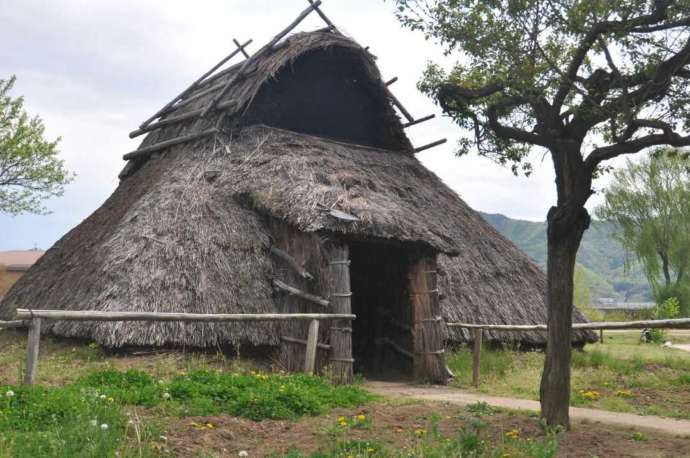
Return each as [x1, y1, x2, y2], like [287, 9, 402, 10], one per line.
[0, 7, 595, 384]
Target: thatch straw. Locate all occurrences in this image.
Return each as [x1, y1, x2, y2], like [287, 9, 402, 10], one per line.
[0, 28, 595, 347]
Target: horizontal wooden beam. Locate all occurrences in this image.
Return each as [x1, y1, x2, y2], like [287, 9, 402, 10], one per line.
[270, 246, 314, 280]
[139, 38, 253, 129]
[0, 320, 29, 330]
[446, 317, 690, 331]
[130, 97, 237, 139]
[403, 114, 435, 128]
[280, 335, 331, 350]
[129, 108, 204, 138]
[15, 309, 354, 322]
[414, 138, 447, 153]
[272, 279, 329, 307]
[123, 128, 218, 161]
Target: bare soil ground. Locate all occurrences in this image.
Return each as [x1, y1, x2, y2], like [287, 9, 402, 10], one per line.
[161, 402, 690, 457]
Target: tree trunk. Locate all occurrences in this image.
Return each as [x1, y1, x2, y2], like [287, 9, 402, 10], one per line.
[540, 205, 590, 429]
[659, 250, 672, 288]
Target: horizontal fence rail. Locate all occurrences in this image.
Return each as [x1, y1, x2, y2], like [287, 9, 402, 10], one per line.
[447, 317, 690, 387]
[6, 310, 356, 386]
[446, 318, 690, 331]
[0, 320, 29, 330]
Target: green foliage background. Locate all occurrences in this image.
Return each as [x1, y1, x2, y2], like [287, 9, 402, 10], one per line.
[481, 212, 651, 302]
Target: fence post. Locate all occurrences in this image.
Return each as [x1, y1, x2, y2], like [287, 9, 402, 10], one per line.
[304, 319, 319, 374]
[599, 329, 604, 344]
[472, 328, 482, 388]
[24, 318, 42, 385]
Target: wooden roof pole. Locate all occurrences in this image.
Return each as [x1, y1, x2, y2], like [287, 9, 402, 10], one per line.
[139, 38, 253, 130]
[404, 114, 436, 128]
[201, 0, 322, 118]
[233, 38, 250, 58]
[414, 138, 447, 153]
[307, 0, 336, 30]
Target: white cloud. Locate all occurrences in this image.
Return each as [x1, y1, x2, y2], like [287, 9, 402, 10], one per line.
[0, 0, 594, 249]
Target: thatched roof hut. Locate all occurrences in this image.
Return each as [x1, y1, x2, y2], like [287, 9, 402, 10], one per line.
[0, 25, 595, 383]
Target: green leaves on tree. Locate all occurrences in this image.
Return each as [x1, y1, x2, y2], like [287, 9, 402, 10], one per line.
[597, 150, 690, 315]
[0, 75, 72, 215]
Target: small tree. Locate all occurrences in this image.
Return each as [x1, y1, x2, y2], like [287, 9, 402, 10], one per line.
[392, 0, 690, 427]
[597, 150, 690, 315]
[0, 75, 71, 215]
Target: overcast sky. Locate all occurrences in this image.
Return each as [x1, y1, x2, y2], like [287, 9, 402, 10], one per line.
[0, 0, 617, 250]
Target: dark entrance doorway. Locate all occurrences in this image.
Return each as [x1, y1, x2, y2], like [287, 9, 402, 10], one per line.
[349, 242, 413, 378]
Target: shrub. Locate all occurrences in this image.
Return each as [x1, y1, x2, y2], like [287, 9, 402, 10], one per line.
[647, 297, 681, 343]
[168, 370, 372, 420]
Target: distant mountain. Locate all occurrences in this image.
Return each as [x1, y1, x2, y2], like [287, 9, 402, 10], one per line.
[480, 212, 652, 302]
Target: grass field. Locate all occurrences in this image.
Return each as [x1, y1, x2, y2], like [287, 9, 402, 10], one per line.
[447, 332, 690, 419]
[1, 330, 689, 456]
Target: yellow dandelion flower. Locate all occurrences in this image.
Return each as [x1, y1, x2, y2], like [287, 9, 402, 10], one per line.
[206, 423, 215, 429]
[356, 414, 366, 422]
[505, 428, 520, 439]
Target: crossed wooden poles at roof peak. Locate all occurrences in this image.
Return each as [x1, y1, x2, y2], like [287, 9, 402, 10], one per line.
[128, 0, 445, 162]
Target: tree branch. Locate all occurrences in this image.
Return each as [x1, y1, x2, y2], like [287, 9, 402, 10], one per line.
[486, 97, 553, 148]
[553, 0, 674, 110]
[585, 131, 690, 169]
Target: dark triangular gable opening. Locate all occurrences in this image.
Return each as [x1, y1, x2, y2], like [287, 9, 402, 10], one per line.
[236, 47, 411, 152]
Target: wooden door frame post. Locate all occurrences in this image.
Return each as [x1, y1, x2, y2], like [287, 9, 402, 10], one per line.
[329, 244, 353, 384]
[409, 254, 448, 384]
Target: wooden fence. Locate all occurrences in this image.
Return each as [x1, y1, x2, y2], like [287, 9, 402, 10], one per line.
[4, 312, 690, 387]
[3, 309, 356, 385]
[446, 318, 690, 387]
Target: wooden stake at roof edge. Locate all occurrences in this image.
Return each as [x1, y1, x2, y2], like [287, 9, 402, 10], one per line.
[201, 0, 323, 118]
[233, 38, 250, 58]
[307, 0, 336, 29]
[139, 38, 253, 130]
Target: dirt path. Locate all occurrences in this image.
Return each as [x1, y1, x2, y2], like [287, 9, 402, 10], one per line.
[671, 344, 690, 353]
[365, 381, 690, 436]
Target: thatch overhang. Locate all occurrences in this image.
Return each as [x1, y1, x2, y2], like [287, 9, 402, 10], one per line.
[1, 125, 594, 346]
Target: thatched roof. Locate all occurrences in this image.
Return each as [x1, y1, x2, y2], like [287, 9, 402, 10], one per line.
[0, 28, 595, 346]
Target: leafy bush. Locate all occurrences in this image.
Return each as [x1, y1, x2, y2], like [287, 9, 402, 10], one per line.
[75, 369, 163, 406]
[648, 297, 681, 343]
[169, 370, 372, 420]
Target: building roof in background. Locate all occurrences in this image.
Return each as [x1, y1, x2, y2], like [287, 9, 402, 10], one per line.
[0, 250, 44, 270]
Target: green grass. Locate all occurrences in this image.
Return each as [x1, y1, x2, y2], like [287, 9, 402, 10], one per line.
[0, 369, 373, 457]
[447, 332, 690, 419]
